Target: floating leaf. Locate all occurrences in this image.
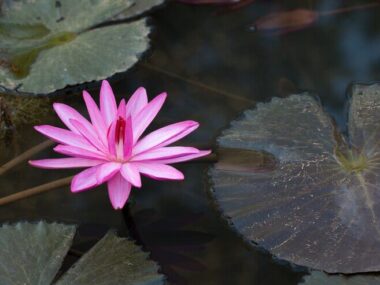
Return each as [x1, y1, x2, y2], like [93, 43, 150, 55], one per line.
[115, 0, 166, 20]
[0, 0, 151, 95]
[252, 9, 319, 34]
[0, 221, 164, 284]
[57, 232, 164, 285]
[210, 84, 380, 273]
[300, 271, 380, 285]
[0, 221, 76, 284]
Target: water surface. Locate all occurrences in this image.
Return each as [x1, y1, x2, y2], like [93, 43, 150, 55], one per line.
[1, 0, 380, 284]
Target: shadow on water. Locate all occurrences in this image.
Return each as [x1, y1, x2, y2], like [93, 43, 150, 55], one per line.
[1, 0, 380, 284]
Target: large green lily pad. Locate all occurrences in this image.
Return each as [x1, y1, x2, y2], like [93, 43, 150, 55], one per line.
[300, 271, 380, 285]
[0, 0, 156, 95]
[0, 221, 164, 284]
[210, 84, 380, 273]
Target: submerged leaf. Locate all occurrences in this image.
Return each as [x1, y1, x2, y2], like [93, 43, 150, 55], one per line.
[210, 84, 380, 273]
[300, 271, 380, 285]
[252, 9, 319, 34]
[0, 221, 164, 284]
[252, 3, 380, 35]
[0, 0, 152, 95]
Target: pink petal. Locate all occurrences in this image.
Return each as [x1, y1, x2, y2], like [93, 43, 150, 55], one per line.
[124, 116, 133, 158]
[133, 120, 199, 154]
[83, 90, 108, 145]
[120, 163, 141, 187]
[134, 163, 184, 180]
[100, 80, 117, 127]
[107, 120, 117, 157]
[96, 162, 121, 184]
[34, 125, 95, 150]
[29, 158, 103, 169]
[117, 99, 126, 120]
[126, 87, 148, 118]
[131, 147, 199, 162]
[70, 119, 108, 153]
[53, 103, 93, 135]
[107, 173, 132, 210]
[54, 144, 106, 160]
[152, 150, 211, 164]
[71, 166, 100, 193]
[133, 92, 167, 143]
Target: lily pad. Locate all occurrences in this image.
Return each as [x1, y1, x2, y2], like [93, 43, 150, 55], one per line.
[115, 0, 166, 20]
[300, 271, 380, 285]
[0, 0, 151, 95]
[210, 84, 380, 273]
[0, 221, 164, 284]
[0, 221, 76, 284]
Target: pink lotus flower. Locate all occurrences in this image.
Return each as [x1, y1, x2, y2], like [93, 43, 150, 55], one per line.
[29, 81, 210, 209]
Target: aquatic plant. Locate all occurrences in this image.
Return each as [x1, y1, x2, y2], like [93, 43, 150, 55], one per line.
[30, 81, 210, 209]
[210, 84, 380, 273]
[251, 3, 380, 35]
[0, 0, 163, 95]
[0, 93, 50, 145]
[0, 221, 164, 284]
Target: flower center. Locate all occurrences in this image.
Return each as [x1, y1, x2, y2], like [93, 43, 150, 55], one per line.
[115, 116, 125, 144]
[335, 148, 368, 173]
[115, 116, 125, 159]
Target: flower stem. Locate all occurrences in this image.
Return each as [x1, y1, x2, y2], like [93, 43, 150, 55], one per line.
[139, 62, 254, 104]
[0, 175, 73, 206]
[0, 139, 53, 175]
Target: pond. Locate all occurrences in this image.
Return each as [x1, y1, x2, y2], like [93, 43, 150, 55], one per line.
[1, 0, 380, 284]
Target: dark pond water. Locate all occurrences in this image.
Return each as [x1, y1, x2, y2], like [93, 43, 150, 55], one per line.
[1, 0, 380, 284]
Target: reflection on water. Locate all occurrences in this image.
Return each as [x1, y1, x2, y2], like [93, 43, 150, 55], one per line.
[0, 0, 380, 284]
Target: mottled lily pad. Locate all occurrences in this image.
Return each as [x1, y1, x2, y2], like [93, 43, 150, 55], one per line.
[0, 0, 152, 95]
[210, 84, 380, 273]
[0, 221, 164, 284]
[300, 271, 380, 285]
